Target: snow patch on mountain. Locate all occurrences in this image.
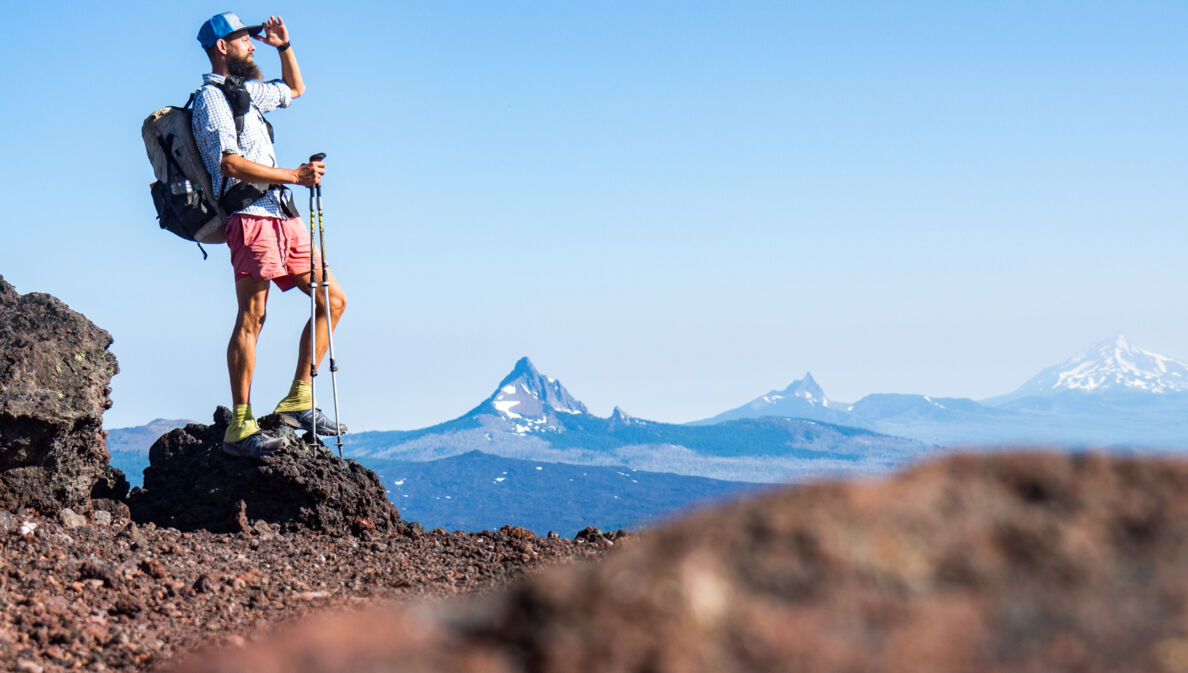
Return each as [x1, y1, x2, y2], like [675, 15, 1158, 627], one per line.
[488, 358, 589, 423]
[759, 372, 838, 409]
[994, 334, 1188, 401]
[694, 372, 857, 425]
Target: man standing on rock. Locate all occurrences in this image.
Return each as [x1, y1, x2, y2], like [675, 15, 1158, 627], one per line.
[192, 12, 347, 456]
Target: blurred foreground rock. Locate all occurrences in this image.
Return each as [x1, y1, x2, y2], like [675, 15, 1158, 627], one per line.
[0, 274, 121, 513]
[128, 407, 401, 534]
[174, 451, 1188, 673]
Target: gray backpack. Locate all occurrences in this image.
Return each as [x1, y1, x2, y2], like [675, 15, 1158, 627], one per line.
[143, 79, 278, 253]
[142, 93, 229, 247]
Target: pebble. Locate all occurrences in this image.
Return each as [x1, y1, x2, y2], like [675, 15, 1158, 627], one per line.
[0, 509, 17, 534]
[58, 508, 88, 529]
[139, 558, 166, 579]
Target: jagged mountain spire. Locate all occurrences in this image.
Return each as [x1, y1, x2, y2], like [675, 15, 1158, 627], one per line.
[488, 357, 588, 419]
[761, 372, 830, 407]
[609, 406, 641, 427]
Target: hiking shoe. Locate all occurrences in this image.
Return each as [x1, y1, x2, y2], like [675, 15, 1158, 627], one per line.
[278, 408, 348, 436]
[222, 431, 285, 457]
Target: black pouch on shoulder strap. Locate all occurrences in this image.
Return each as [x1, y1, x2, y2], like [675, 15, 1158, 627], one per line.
[217, 76, 252, 135]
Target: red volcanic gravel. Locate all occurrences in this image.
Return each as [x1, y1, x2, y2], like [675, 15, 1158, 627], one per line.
[0, 511, 617, 672]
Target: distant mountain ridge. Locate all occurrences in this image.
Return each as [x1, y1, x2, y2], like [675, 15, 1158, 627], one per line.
[701, 335, 1188, 447]
[106, 418, 193, 489]
[102, 358, 927, 531]
[344, 357, 928, 483]
[107, 418, 192, 455]
[699, 372, 852, 426]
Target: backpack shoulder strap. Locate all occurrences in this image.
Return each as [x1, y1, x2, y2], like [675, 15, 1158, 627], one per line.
[193, 80, 247, 135]
[215, 78, 248, 136]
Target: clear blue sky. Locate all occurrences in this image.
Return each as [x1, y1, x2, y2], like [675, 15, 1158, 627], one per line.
[2, 1, 1187, 430]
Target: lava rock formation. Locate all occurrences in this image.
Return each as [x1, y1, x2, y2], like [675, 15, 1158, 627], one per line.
[175, 451, 1188, 673]
[0, 274, 121, 513]
[128, 407, 401, 534]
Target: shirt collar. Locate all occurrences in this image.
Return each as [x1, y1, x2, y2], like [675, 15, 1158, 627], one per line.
[202, 73, 227, 85]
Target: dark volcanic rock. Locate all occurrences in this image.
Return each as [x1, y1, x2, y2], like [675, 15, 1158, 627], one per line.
[128, 407, 401, 534]
[0, 508, 604, 673]
[174, 451, 1188, 673]
[0, 274, 120, 513]
[91, 463, 130, 501]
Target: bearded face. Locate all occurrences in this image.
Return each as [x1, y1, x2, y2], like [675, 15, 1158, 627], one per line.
[226, 53, 262, 81]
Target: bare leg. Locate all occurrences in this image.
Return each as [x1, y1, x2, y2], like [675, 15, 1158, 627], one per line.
[228, 277, 271, 406]
[289, 268, 347, 383]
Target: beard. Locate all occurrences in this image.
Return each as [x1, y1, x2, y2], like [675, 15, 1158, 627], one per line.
[227, 54, 262, 81]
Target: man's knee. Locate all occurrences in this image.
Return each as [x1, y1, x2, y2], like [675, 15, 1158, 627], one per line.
[236, 306, 267, 334]
[330, 289, 347, 317]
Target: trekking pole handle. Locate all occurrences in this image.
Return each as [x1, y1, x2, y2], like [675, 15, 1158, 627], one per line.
[306, 155, 325, 200]
[308, 153, 326, 199]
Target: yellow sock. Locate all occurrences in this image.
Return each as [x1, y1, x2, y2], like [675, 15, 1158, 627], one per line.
[273, 380, 313, 413]
[224, 404, 260, 443]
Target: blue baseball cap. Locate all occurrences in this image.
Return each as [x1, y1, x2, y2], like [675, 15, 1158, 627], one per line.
[197, 12, 263, 49]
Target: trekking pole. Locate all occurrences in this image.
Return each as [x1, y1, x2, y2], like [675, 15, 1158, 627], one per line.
[310, 152, 345, 459]
[306, 153, 325, 444]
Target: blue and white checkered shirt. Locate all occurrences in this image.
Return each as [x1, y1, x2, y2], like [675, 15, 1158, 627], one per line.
[191, 73, 293, 218]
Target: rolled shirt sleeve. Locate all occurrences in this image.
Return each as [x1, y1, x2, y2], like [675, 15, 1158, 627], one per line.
[246, 79, 292, 113]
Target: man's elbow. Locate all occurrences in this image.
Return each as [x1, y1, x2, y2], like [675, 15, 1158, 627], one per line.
[219, 155, 239, 178]
[290, 85, 305, 99]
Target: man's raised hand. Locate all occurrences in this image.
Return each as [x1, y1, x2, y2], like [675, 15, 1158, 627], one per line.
[254, 16, 290, 48]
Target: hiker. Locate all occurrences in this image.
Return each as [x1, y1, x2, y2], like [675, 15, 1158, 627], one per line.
[192, 12, 348, 456]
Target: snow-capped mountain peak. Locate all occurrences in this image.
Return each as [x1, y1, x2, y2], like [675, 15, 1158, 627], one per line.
[761, 372, 833, 408]
[488, 357, 589, 421]
[1001, 334, 1188, 399]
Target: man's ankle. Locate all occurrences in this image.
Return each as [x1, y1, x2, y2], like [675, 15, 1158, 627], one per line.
[274, 379, 313, 413]
[224, 403, 261, 443]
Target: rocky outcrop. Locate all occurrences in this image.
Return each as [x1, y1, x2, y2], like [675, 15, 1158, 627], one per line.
[175, 451, 1188, 673]
[128, 407, 401, 534]
[0, 274, 120, 513]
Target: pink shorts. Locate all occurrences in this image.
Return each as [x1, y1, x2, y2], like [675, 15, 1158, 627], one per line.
[226, 214, 322, 291]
